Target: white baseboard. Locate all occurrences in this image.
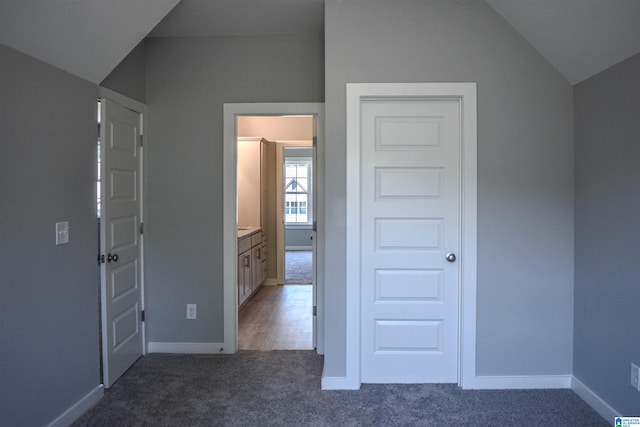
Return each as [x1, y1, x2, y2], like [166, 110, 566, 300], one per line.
[263, 278, 279, 286]
[322, 374, 572, 391]
[147, 342, 225, 354]
[286, 246, 312, 251]
[463, 374, 572, 390]
[321, 373, 361, 390]
[571, 376, 619, 422]
[47, 384, 103, 427]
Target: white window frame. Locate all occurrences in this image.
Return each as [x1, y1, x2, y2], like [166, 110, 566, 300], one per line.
[284, 157, 313, 226]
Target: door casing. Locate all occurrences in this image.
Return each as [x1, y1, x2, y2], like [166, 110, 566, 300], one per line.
[339, 83, 477, 390]
[222, 103, 325, 354]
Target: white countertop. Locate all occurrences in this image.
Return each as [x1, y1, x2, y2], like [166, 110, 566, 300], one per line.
[237, 226, 261, 239]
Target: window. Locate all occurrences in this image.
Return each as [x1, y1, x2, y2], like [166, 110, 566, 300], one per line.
[284, 159, 312, 224]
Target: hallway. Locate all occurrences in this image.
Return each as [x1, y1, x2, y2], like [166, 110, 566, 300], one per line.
[238, 285, 313, 350]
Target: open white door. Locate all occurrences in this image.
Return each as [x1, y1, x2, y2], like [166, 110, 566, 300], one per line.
[99, 97, 144, 388]
[311, 117, 318, 349]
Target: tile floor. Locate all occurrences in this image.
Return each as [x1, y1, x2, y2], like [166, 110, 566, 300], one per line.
[238, 285, 313, 350]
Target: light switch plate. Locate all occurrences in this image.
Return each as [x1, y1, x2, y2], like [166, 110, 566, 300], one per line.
[56, 222, 69, 245]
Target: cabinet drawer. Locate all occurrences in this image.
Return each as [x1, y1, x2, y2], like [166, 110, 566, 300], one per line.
[238, 236, 252, 254]
[251, 232, 262, 247]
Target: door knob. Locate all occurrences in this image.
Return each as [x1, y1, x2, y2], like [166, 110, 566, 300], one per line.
[107, 253, 119, 263]
[445, 252, 456, 263]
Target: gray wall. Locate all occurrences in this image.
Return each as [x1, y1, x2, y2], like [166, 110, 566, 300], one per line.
[100, 41, 146, 103]
[0, 44, 99, 426]
[574, 53, 640, 415]
[144, 34, 324, 343]
[324, 0, 574, 377]
[286, 228, 313, 248]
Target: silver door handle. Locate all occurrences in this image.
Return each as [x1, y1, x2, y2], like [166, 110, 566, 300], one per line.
[445, 253, 456, 263]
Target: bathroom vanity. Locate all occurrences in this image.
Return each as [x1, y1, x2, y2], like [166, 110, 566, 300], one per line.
[237, 227, 267, 307]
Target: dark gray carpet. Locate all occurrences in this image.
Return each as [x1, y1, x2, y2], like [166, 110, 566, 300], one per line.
[285, 250, 312, 284]
[72, 351, 607, 426]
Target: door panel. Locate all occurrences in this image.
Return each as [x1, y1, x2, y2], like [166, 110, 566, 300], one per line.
[100, 98, 143, 388]
[360, 99, 460, 383]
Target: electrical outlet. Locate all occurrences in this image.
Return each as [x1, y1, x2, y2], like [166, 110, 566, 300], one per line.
[55, 221, 69, 245]
[186, 304, 197, 320]
[631, 363, 640, 390]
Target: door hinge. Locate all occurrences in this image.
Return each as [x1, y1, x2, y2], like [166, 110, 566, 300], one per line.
[141, 310, 145, 322]
[313, 306, 317, 316]
[140, 222, 144, 235]
[312, 220, 317, 232]
[98, 254, 105, 264]
[312, 136, 317, 147]
[139, 135, 143, 147]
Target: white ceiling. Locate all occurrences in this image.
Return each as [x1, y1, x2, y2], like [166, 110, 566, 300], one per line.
[0, 0, 180, 83]
[486, 0, 640, 84]
[0, 0, 638, 85]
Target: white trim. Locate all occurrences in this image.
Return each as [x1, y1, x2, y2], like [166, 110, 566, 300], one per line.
[46, 385, 103, 427]
[147, 342, 225, 354]
[321, 375, 361, 390]
[263, 278, 279, 286]
[572, 376, 620, 421]
[285, 224, 313, 230]
[464, 375, 572, 390]
[223, 103, 325, 355]
[98, 87, 146, 114]
[342, 83, 477, 389]
[286, 246, 313, 251]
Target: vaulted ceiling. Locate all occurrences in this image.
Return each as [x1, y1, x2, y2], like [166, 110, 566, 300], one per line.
[0, 0, 180, 83]
[0, 0, 639, 86]
[486, 0, 640, 84]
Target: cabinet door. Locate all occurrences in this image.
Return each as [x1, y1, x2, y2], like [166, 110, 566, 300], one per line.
[238, 250, 252, 306]
[252, 246, 263, 290]
[260, 238, 267, 284]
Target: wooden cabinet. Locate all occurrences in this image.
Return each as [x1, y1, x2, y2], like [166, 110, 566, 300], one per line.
[238, 229, 267, 307]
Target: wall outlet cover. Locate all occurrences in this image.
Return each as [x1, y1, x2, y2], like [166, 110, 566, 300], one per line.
[55, 221, 69, 245]
[186, 304, 197, 320]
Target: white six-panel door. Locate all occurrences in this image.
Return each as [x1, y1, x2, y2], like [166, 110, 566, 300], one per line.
[360, 98, 461, 383]
[100, 98, 143, 388]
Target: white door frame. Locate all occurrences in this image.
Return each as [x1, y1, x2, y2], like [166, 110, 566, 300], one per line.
[344, 83, 477, 389]
[222, 103, 325, 354]
[97, 86, 147, 380]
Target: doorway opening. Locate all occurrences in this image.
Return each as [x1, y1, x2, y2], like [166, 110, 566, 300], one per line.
[222, 103, 325, 355]
[283, 149, 313, 286]
[235, 117, 315, 350]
